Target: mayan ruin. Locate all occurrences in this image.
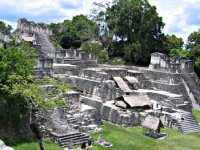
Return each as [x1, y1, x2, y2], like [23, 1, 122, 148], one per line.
[0, 0, 200, 150]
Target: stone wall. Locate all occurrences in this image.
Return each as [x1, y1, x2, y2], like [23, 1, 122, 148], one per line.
[81, 96, 140, 126]
[17, 18, 52, 35]
[149, 52, 194, 73]
[64, 60, 98, 68]
[143, 70, 182, 84]
[160, 114, 180, 131]
[53, 64, 79, 75]
[69, 76, 101, 95]
[69, 76, 118, 101]
[103, 68, 128, 78]
[80, 68, 110, 80]
[140, 80, 182, 94]
[181, 72, 200, 109]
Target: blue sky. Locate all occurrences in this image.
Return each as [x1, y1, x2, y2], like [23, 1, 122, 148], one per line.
[0, 0, 200, 43]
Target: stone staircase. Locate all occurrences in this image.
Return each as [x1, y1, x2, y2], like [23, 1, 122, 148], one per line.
[51, 132, 92, 148]
[36, 32, 55, 55]
[178, 112, 200, 133]
[65, 116, 78, 124]
[181, 71, 200, 107]
[164, 97, 190, 110]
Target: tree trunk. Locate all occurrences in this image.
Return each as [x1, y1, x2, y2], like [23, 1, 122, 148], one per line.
[39, 139, 45, 150]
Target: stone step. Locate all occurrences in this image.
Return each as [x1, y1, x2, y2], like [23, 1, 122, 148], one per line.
[181, 128, 200, 133]
[181, 127, 200, 131]
[58, 134, 88, 141]
[36, 32, 55, 53]
[180, 128, 200, 132]
[177, 112, 200, 133]
[181, 125, 200, 129]
[181, 113, 194, 116]
[55, 132, 93, 148]
[179, 123, 200, 127]
[181, 129, 200, 133]
[60, 138, 91, 148]
[59, 136, 90, 144]
[179, 119, 198, 123]
[179, 118, 198, 121]
[67, 118, 78, 123]
[51, 132, 81, 138]
[179, 121, 200, 125]
[180, 124, 200, 128]
[181, 116, 195, 119]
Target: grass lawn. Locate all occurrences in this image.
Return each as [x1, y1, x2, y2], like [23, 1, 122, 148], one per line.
[11, 139, 63, 150]
[9, 109, 200, 150]
[91, 122, 200, 150]
[192, 109, 200, 123]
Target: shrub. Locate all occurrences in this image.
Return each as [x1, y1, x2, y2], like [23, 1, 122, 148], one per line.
[107, 57, 126, 65]
[81, 40, 108, 62]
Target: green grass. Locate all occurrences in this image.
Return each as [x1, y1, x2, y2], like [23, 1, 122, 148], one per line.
[192, 109, 200, 123]
[91, 122, 200, 150]
[9, 116, 200, 150]
[11, 139, 63, 150]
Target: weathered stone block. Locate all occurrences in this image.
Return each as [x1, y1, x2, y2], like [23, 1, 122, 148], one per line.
[100, 80, 117, 101]
[100, 105, 111, 120]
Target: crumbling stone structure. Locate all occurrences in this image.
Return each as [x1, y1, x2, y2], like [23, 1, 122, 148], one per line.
[13, 19, 200, 148]
[17, 18, 52, 35]
[149, 52, 194, 73]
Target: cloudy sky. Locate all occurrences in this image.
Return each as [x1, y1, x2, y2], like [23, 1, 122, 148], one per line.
[0, 0, 200, 43]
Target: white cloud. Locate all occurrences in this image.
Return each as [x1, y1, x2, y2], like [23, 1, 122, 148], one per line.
[2, 20, 17, 30]
[0, 0, 111, 23]
[0, 0, 199, 43]
[149, 0, 200, 43]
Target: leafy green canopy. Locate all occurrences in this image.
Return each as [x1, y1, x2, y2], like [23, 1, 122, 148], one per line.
[163, 35, 184, 54]
[0, 42, 36, 125]
[0, 41, 70, 126]
[92, 0, 165, 64]
[81, 40, 108, 62]
[49, 15, 99, 49]
[169, 49, 189, 58]
[187, 29, 200, 77]
[0, 21, 12, 35]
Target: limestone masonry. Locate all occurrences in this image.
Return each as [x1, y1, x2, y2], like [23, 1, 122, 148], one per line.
[14, 19, 200, 148]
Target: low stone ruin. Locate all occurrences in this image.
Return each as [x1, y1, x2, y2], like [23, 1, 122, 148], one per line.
[98, 134, 113, 147]
[34, 60, 200, 137]
[12, 18, 200, 147]
[149, 52, 194, 73]
[17, 18, 52, 35]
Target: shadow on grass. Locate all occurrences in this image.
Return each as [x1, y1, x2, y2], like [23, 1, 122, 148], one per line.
[5, 138, 37, 147]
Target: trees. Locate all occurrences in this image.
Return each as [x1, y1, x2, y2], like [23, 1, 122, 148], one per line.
[163, 34, 184, 54]
[0, 42, 36, 125]
[169, 48, 189, 58]
[90, 2, 113, 51]
[187, 29, 200, 54]
[81, 40, 108, 62]
[164, 35, 187, 58]
[187, 29, 200, 77]
[0, 21, 12, 34]
[73, 15, 99, 42]
[0, 41, 70, 127]
[49, 15, 99, 49]
[91, 0, 165, 64]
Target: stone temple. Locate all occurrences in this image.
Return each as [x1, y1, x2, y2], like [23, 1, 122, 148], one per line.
[14, 18, 200, 148]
